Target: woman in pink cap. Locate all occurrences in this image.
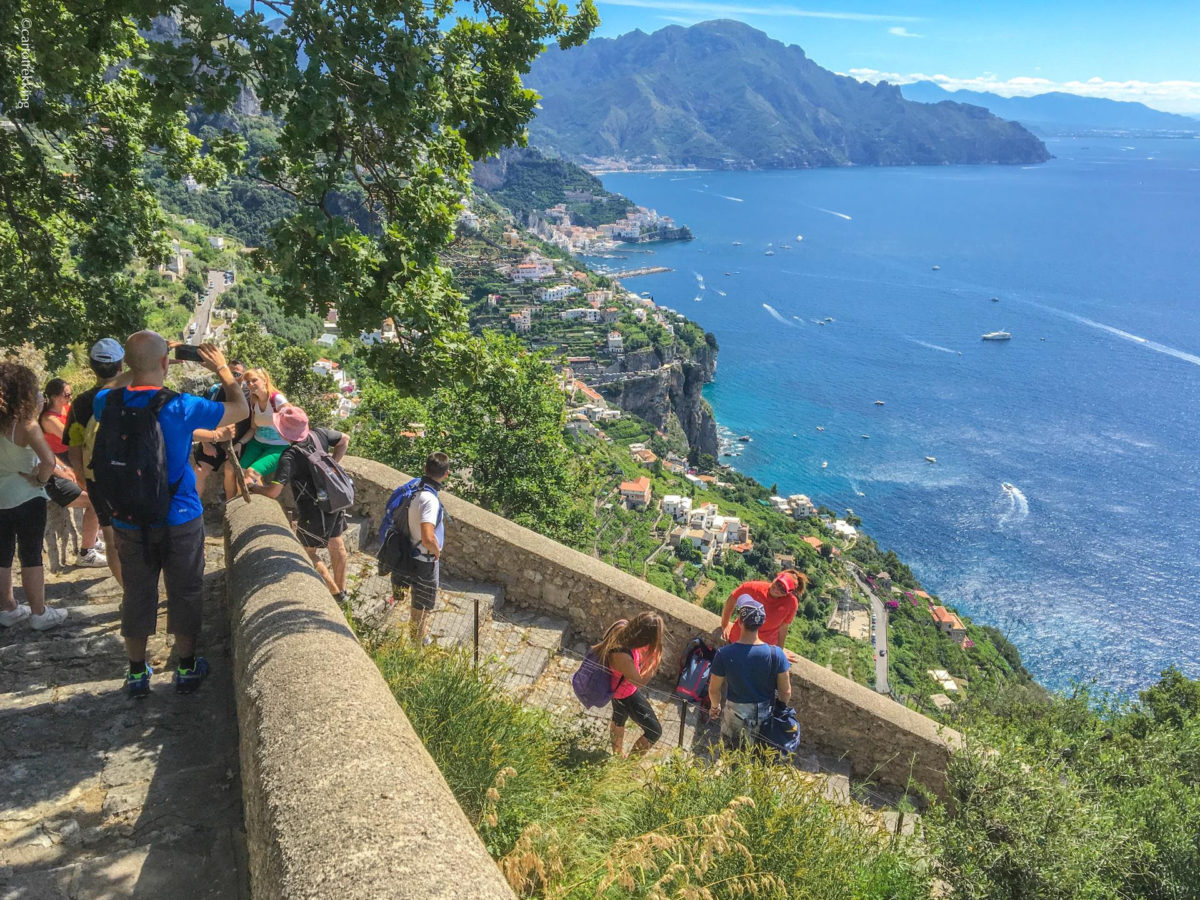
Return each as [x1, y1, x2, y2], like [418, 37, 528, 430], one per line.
[719, 568, 807, 653]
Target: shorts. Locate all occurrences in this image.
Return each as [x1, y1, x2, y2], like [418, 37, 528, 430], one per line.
[720, 700, 773, 749]
[611, 690, 663, 743]
[296, 507, 347, 549]
[193, 442, 227, 470]
[0, 496, 47, 569]
[240, 439, 287, 478]
[85, 479, 113, 528]
[391, 558, 439, 612]
[115, 516, 207, 640]
[45, 474, 83, 508]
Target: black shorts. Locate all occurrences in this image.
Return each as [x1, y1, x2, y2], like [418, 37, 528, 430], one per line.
[0, 496, 47, 568]
[115, 516, 207, 640]
[84, 479, 112, 528]
[193, 442, 226, 470]
[45, 474, 83, 508]
[611, 690, 663, 743]
[295, 508, 347, 549]
[391, 559, 439, 612]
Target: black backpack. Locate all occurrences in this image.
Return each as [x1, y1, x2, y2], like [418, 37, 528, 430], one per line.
[91, 388, 180, 531]
[296, 432, 355, 514]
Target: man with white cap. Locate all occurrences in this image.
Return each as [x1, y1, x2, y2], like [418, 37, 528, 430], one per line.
[708, 595, 792, 748]
[66, 338, 127, 586]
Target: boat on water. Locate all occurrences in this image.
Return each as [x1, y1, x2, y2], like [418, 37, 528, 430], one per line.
[732, 241, 742, 246]
[1002, 482, 1016, 492]
[821, 461, 828, 468]
[925, 456, 937, 464]
[816, 426, 824, 431]
[990, 297, 1000, 302]
[982, 331, 1012, 341]
[737, 435, 752, 443]
[932, 265, 941, 271]
[796, 234, 804, 241]
[824, 317, 834, 323]
[861, 434, 870, 439]
[874, 400, 885, 406]
[764, 250, 775, 256]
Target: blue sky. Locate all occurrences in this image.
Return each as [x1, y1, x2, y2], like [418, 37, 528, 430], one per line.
[590, 1, 1200, 114]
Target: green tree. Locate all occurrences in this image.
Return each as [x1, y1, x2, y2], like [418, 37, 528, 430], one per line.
[2, 0, 597, 378]
[223, 315, 280, 371]
[277, 346, 335, 428]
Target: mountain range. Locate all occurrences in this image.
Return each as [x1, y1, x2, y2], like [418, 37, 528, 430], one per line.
[900, 82, 1200, 134]
[524, 20, 1049, 169]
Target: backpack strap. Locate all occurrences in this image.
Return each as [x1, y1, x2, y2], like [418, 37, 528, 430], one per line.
[147, 390, 183, 498]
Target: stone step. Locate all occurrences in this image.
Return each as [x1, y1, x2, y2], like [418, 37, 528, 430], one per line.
[341, 515, 373, 554]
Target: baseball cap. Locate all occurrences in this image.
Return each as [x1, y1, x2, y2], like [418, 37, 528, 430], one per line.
[735, 595, 767, 629]
[772, 572, 799, 594]
[89, 338, 125, 364]
[274, 405, 311, 444]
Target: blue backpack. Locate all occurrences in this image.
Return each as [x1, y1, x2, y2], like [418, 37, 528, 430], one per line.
[376, 477, 440, 576]
[756, 647, 801, 756]
[572, 619, 627, 708]
[674, 636, 716, 708]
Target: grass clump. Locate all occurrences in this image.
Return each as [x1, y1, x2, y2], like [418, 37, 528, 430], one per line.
[372, 638, 928, 898]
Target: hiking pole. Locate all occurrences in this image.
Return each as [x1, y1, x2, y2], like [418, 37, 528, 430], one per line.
[220, 441, 252, 504]
[678, 699, 688, 748]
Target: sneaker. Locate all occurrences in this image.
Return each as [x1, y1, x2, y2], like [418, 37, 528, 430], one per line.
[0, 603, 31, 627]
[94, 535, 105, 551]
[29, 606, 68, 631]
[174, 657, 209, 694]
[333, 591, 348, 605]
[125, 664, 153, 698]
[76, 547, 108, 568]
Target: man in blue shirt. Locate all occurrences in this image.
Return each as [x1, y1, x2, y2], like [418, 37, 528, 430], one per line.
[708, 596, 792, 748]
[94, 332, 248, 696]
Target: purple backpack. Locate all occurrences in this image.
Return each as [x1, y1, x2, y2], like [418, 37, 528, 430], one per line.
[571, 619, 627, 709]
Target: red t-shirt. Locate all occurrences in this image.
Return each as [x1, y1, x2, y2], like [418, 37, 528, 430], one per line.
[41, 406, 70, 455]
[726, 581, 798, 647]
[610, 646, 645, 700]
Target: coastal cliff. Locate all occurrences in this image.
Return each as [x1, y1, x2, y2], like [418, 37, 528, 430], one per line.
[601, 343, 720, 458]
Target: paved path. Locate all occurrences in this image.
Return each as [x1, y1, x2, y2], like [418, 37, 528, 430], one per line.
[849, 566, 889, 694]
[0, 536, 247, 899]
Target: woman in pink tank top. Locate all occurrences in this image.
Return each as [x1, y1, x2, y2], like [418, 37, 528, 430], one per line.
[591, 612, 665, 757]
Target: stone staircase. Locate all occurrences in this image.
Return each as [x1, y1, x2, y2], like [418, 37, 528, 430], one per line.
[344, 552, 917, 830]
[0, 535, 247, 900]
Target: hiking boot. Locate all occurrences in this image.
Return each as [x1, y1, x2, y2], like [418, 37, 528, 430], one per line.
[125, 665, 153, 698]
[174, 657, 209, 694]
[29, 606, 68, 631]
[0, 603, 31, 628]
[76, 547, 108, 568]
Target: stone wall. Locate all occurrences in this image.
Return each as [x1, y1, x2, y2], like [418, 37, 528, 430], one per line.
[224, 496, 515, 899]
[342, 457, 961, 798]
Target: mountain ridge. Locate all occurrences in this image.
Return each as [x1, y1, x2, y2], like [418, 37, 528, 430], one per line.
[526, 20, 1049, 169]
[901, 81, 1200, 134]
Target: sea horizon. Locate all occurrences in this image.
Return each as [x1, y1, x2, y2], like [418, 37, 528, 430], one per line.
[595, 135, 1200, 696]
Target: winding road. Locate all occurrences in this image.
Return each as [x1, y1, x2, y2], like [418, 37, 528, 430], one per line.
[850, 566, 890, 695]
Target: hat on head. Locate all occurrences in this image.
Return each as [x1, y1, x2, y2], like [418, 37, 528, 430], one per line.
[274, 405, 310, 444]
[89, 338, 125, 365]
[772, 572, 799, 594]
[735, 594, 767, 629]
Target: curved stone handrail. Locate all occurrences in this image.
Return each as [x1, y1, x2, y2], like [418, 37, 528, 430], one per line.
[224, 495, 515, 899]
[343, 456, 961, 799]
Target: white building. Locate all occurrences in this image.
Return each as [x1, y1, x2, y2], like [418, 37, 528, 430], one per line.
[510, 257, 556, 283]
[662, 494, 693, 522]
[833, 519, 858, 539]
[538, 283, 579, 304]
[560, 307, 602, 323]
[788, 494, 817, 519]
[509, 308, 532, 334]
[207, 235, 224, 249]
[607, 331, 624, 353]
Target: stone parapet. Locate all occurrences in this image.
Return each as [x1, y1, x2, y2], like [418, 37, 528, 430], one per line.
[342, 457, 961, 798]
[224, 495, 515, 899]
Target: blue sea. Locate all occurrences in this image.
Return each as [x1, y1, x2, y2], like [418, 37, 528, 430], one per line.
[595, 136, 1200, 695]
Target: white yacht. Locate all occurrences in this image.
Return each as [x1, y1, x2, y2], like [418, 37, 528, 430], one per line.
[925, 456, 937, 464]
[982, 331, 1012, 341]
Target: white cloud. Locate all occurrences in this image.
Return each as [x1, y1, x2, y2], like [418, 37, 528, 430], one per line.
[887, 26, 922, 38]
[658, 14, 703, 24]
[601, 0, 922, 22]
[845, 68, 1200, 115]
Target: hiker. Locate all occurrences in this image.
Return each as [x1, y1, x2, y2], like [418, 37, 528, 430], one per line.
[246, 406, 351, 603]
[387, 452, 450, 645]
[592, 613, 665, 757]
[91, 332, 248, 696]
[65, 339, 129, 586]
[0, 362, 67, 630]
[41, 377, 107, 568]
[230, 368, 290, 488]
[192, 359, 249, 498]
[708, 596, 792, 749]
[719, 569, 807, 658]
